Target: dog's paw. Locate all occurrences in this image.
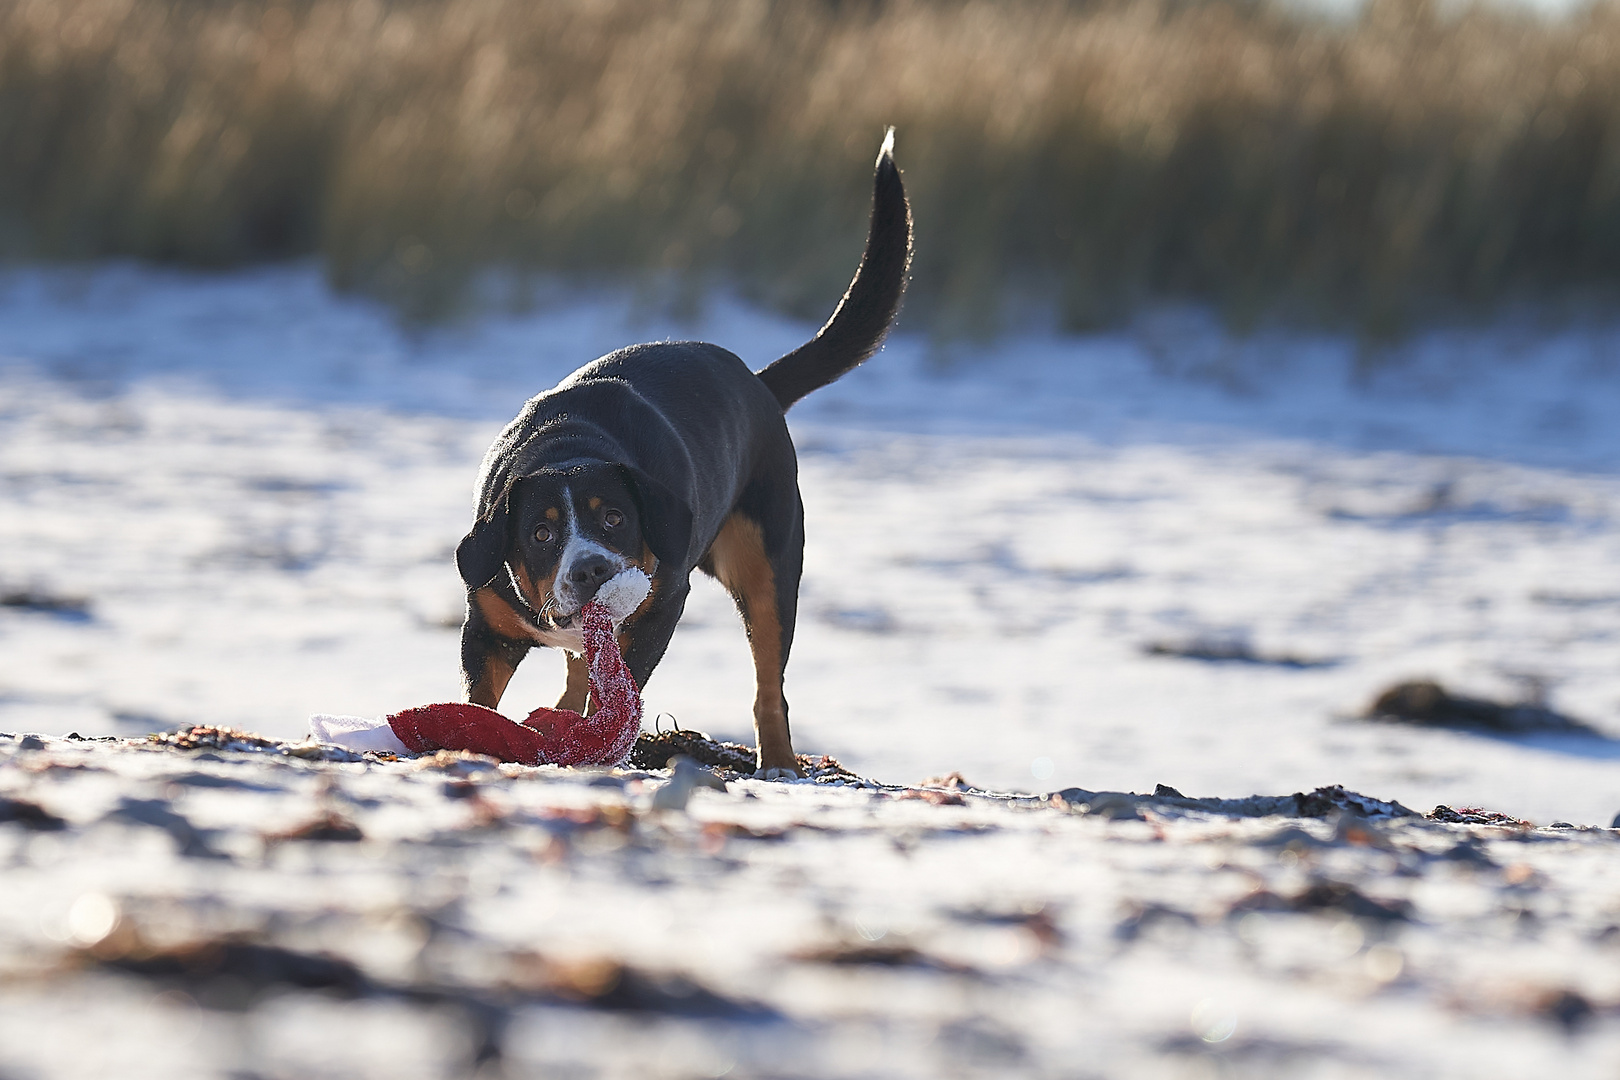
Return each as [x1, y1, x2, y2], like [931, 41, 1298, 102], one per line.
[754, 766, 801, 781]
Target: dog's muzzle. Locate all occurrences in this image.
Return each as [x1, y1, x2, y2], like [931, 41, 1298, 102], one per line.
[554, 553, 630, 617]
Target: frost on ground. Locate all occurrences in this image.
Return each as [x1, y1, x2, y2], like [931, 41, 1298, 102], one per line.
[4, 734, 1620, 1080]
[3, 266, 1620, 1074]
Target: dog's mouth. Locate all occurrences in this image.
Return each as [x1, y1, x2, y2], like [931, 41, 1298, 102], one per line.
[536, 593, 577, 630]
[541, 558, 639, 629]
[545, 581, 619, 627]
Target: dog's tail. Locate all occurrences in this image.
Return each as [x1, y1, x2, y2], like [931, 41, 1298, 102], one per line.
[755, 129, 913, 412]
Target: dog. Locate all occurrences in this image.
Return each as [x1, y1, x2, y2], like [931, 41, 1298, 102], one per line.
[453, 130, 912, 778]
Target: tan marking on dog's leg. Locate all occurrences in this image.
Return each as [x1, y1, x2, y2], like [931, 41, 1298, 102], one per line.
[468, 652, 518, 709]
[556, 653, 589, 712]
[707, 513, 795, 773]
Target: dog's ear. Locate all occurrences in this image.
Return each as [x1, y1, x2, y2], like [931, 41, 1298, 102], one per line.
[620, 465, 693, 567]
[455, 497, 511, 590]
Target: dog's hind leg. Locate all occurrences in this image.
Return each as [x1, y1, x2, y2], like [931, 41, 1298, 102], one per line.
[706, 502, 804, 779]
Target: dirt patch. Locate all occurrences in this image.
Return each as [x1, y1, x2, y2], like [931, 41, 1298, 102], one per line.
[1229, 879, 1412, 922]
[508, 954, 773, 1018]
[1053, 783, 1416, 821]
[266, 810, 365, 843]
[1144, 637, 1335, 669]
[148, 725, 365, 762]
[87, 933, 369, 1007]
[149, 725, 286, 753]
[1366, 681, 1598, 735]
[0, 586, 91, 618]
[792, 941, 977, 974]
[0, 796, 66, 830]
[1427, 805, 1534, 828]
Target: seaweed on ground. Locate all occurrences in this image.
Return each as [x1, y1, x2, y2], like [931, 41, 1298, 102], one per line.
[631, 729, 865, 784]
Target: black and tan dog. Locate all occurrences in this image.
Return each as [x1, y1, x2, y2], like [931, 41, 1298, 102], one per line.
[453, 132, 912, 778]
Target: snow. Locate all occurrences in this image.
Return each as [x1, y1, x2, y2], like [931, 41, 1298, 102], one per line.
[3, 263, 1620, 825]
[3, 735, 1619, 1080]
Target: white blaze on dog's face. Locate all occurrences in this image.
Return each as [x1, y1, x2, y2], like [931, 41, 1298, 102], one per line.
[507, 465, 653, 629]
[550, 489, 628, 612]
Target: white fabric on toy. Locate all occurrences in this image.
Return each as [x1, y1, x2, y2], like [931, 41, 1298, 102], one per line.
[593, 567, 651, 626]
[309, 713, 410, 754]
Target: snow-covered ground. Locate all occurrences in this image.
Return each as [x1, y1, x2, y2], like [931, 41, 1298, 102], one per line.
[4, 735, 1619, 1080]
[4, 264, 1620, 823]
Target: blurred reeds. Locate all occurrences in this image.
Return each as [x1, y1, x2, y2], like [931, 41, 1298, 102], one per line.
[4, 0, 1620, 335]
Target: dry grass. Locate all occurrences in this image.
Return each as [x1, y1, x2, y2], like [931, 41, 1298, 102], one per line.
[4, 0, 1620, 334]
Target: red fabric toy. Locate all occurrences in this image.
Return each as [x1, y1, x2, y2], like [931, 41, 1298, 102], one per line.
[309, 569, 649, 767]
[382, 599, 641, 767]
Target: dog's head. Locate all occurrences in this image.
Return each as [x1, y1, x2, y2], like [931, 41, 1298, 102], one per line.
[455, 459, 691, 623]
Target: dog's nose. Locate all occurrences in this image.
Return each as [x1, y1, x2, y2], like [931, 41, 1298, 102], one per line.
[565, 554, 616, 595]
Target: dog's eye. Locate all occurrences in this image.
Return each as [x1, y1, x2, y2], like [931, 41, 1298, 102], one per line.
[533, 524, 553, 543]
[604, 509, 624, 528]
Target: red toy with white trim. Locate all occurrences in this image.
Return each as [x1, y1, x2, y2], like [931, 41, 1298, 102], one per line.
[310, 570, 649, 767]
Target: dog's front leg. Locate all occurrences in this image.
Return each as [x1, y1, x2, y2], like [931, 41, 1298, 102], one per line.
[557, 653, 590, 713]
[616, 576, 690, 706]
[460, 598, 531, 708]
